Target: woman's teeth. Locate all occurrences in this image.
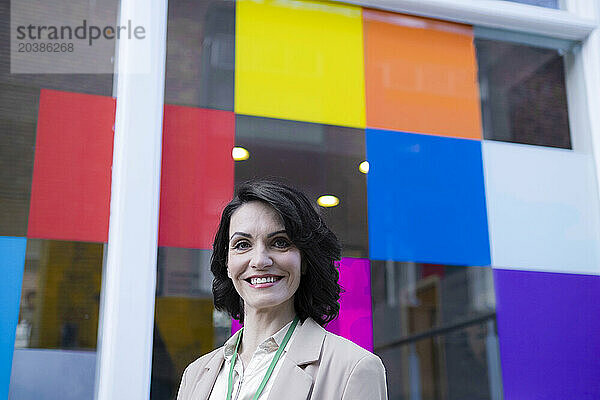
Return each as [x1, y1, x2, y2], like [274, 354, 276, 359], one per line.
[250, 276, 279, 285]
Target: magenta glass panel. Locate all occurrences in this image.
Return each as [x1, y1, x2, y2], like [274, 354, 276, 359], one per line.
[231, 257, 373, 352]
[326, 258, 373, 351]
[231, 318, 242, 335]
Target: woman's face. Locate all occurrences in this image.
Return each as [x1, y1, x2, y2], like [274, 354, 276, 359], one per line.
[227, 201, 302, 315]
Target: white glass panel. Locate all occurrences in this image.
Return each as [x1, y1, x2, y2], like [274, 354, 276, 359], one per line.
[9, 349, 96, 400]
[483, 140, 600, 274]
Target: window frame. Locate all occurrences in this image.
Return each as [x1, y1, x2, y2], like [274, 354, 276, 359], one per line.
[94, 0, 600, 399]
[334, 0, 595, 39]
[94, 2, 168, 400]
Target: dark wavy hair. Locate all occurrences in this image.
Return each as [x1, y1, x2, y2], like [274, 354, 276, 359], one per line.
[211, 179, 342, 327]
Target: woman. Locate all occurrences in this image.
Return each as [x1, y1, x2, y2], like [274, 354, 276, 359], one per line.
[177, 180, 387, 400]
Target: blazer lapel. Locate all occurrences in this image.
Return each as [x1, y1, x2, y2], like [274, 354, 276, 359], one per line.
[268, 357, 314, 400]
[191, 350, 225, 400]
[268, 318, 326, 400]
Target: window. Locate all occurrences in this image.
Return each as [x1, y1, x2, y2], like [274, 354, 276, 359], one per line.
[475, 32, 573, 148]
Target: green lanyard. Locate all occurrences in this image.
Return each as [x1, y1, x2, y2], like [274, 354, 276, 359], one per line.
[226, 316, 300, 400]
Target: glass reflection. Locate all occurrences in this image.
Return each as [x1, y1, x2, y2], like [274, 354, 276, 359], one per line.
[4, 88, 113, 398]
[152, 247, 227, 399]
[4, 0, 117, 387]
[377, 320, 502, 400]
[0, 83, 38, 237]
[235, 114, 368, 258]
[15, 240, 103, 350]
[164, 0, 235, 110]
[151, 0, 235, 397]
[475, 38, 571, 149]
[0, 7, 115, 97]
[372, 262, 500, 400]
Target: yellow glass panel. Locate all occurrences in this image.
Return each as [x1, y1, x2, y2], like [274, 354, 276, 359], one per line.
[235, 0, 366, 128]
[19, 240, 103, 350]
[155, 297, 214, 381]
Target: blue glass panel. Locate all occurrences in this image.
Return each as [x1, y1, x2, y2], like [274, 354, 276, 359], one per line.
[0, 237, 27, 400]
[366, 129, 490, 266]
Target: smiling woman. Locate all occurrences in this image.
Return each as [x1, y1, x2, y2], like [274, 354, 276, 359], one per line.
[176, 179, 388, 400]
[226, 201, 302, 322]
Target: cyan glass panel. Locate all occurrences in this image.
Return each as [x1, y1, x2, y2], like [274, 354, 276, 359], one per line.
[0, 237, 27, 400]
[367, 129, 490, 266]
[483, 141, 600, 274]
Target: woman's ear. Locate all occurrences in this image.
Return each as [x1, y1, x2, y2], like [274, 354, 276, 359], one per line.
[227, 268, 232, 278]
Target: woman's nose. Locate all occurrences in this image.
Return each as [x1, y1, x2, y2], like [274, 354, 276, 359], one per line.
[250, 245, 273, 269]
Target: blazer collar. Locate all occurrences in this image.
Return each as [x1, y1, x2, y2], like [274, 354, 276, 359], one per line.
[285, 317, 326, 366]
[267, 318, 326, 400]
[191, 317, 326, 400]
[191, 350, 224, 400]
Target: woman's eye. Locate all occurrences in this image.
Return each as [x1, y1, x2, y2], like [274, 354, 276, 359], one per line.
[273, 238, 291, 249]
[232, 241, 250, 250]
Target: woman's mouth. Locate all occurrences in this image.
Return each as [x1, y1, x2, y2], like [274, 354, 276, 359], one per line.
[245, 275, 283, 287]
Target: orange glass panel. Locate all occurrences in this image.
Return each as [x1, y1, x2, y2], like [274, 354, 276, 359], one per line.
[363, 10, 482, 140]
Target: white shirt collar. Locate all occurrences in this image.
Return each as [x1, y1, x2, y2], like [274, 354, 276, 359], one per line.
[223, 318, 300, 361]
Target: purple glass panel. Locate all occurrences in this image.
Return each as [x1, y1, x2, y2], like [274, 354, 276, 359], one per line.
[494, 268, 600, 399]
[232, 258, 374, 351]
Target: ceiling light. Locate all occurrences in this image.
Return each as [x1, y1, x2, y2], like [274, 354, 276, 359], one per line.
[317, 195, 340, 208]
[232, 147, 250, 161]
[359, 160, 369, 174]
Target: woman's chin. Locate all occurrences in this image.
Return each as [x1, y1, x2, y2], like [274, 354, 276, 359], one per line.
[244, 297, 294, 315]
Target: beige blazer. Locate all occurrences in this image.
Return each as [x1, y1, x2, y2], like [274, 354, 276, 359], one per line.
[177, 317, 388, 400]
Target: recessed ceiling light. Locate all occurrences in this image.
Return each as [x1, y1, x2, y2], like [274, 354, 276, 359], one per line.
[232, 146, 250, 161]
[317, 195, 340, 207]
[359, 160, 369, 174]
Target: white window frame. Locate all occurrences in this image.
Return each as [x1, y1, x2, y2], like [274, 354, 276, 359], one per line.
[94, 0, 168, 399]
[336, 0, 596, 40]
[564, 0, 600, 193]
[95, 0, 600, 399]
